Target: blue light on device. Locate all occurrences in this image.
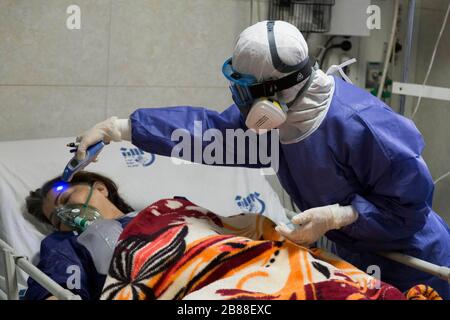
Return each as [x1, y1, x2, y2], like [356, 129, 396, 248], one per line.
[62, 141, 105, 182]
[53, 181, 68, 193]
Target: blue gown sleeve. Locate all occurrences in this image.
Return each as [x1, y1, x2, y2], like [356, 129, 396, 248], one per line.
[24, 233, 104, 300]
[129, 105, 273, 168]
[336, 105, 434, 243]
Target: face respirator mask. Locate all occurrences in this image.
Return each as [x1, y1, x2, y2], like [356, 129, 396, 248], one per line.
[222, 21, 315, 133]
[50, 184, 102, 232]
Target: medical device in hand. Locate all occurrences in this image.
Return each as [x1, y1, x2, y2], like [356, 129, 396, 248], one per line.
[62, 141, 105, 182]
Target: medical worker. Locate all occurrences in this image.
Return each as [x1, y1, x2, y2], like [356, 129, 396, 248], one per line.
[75, 21, 450, 298]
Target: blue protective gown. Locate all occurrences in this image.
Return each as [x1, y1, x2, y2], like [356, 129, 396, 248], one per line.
[129, 76, 450, 299]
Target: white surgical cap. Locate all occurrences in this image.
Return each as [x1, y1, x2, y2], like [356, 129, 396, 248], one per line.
[232, 20, 335, 144]
[232, 20, 309, 103]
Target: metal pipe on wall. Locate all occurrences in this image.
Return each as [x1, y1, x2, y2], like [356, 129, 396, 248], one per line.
[377, 0, 400, 99]
[399, 0, 416, 115]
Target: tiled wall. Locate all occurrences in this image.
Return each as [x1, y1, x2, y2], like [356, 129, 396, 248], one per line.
[0, 0, 269, 141]
[0, 0, 292, 206]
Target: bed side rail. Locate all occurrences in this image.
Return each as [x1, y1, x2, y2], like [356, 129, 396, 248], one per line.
[378, 251, 450, 284]
[0, 237, 81, 300]
[316, 236, 450, 284]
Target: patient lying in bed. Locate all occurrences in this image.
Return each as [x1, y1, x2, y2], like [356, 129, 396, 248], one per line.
[25, 172, 442, 300]
[25, 171, 136, 300]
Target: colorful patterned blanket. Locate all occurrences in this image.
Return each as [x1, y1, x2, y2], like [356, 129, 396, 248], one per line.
[100, 198, 441, 300]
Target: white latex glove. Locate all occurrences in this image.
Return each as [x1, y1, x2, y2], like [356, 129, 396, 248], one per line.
[275, 204, 358, 246]
[75, 116, 131, 160]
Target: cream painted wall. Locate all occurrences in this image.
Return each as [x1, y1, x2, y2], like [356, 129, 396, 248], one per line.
[0, 0, 264, 141]
[0, 0, 292, 207]
[411, 0, 450, 222]
[318, 0, 450, 223]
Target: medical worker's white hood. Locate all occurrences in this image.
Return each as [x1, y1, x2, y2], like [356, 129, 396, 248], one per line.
[232, 21, 335, 144]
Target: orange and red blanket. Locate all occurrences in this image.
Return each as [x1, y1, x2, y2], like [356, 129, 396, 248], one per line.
[101, 198, 441, 300]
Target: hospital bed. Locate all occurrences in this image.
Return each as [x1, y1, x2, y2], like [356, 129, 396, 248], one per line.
[0, 137, 449, 300]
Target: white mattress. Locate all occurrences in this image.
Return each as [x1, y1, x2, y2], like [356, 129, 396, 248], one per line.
[0, 137, 289, 285]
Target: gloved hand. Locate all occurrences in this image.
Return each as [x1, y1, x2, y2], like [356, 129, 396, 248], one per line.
[275, 204, 358, 246]
[75, 116, 131, 160]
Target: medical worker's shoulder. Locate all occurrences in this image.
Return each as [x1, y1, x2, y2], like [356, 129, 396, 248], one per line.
[330, 77, 425, 162]
[354, 104, 425, 162]
[330, 76, 386, 114]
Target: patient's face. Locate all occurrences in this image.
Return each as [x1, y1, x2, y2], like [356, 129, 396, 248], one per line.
[42, 182, 116, 231]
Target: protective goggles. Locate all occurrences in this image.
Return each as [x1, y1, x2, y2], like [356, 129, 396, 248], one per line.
[222, 20, 315, 112]
[222, 56, 314, 111]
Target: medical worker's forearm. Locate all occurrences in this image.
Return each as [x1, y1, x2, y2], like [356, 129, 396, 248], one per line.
[331, 204, 359, 229]
[129, 106, 273, 168]
[76, 116, 131, 159]
[76, 105, 274, 167]
[115, 118, 131, 141]
[342, 194, 426, 242]
[276, 204, 358, 246]
[130, 106, 237, 160]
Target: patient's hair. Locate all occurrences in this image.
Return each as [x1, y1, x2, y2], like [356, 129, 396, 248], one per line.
[26, 171, 135, 225]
